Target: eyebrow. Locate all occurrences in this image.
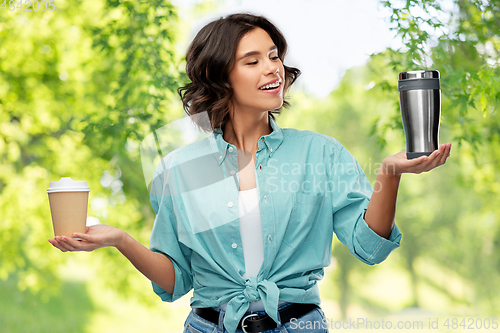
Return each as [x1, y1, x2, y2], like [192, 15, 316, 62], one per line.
[237, 45, 278, 61]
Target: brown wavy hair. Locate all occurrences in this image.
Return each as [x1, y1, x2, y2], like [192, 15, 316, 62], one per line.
[178, 13, 301, 133]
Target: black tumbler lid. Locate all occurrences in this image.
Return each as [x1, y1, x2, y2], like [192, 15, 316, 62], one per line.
[399, 70, 440, 80]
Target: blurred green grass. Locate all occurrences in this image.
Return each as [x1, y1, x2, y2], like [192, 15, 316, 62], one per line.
[0, 273, 94, 333]
[1, 260, 491, 333]
[0, 257, 192, 333]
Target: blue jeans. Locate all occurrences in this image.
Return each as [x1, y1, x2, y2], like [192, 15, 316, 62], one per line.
[183, 302, 329, 333]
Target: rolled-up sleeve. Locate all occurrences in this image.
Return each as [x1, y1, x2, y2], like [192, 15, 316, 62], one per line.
[331, 146, 402, 265]
[352, 213, 402, 264]
[149, 161, 193, 302]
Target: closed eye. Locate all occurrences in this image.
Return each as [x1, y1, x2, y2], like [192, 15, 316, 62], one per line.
[247, 57, 280, 65]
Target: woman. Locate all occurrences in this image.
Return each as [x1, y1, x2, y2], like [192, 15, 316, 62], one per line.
[49, 13, 451, 333]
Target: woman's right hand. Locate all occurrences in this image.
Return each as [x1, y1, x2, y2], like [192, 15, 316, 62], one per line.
[48, 224, 126, 253]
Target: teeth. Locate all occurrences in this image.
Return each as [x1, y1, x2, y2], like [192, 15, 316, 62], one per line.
[260, 81, 281, 90]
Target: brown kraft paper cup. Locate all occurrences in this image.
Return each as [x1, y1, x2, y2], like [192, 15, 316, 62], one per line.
[47, 177, 90, 240]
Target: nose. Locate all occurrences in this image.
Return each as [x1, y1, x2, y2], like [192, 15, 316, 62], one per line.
[265, 59, 279, 76]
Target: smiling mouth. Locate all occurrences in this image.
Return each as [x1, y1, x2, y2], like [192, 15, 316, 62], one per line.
[259, 80, 282, 91]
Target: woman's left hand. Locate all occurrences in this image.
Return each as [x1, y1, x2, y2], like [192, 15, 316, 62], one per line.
[380, 143, 452, 176]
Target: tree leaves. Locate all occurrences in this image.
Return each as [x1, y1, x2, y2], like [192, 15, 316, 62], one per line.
[374, 0, 500, 315]
[0, 0, 184, 304]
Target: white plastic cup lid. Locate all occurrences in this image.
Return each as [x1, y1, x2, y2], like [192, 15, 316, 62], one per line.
[47, 177, 90, 193]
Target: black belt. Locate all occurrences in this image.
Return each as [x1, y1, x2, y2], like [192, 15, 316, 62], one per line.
[193, 303, 318, 333]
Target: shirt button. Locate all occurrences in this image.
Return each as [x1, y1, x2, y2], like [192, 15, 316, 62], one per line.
[261, 139, 264, 142]
[228, 147, 234, 152]
[232, 243, 237, 249]
[268, 235, 272, 242]
[259, 164, 262, 170]
[219, 155, 222, 160]
[230, 170, 236, 175]
[228, 202, 233, 208]
[270, 148, 273, 152]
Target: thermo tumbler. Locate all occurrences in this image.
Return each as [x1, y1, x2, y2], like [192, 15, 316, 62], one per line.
[398, 70, 441, 159]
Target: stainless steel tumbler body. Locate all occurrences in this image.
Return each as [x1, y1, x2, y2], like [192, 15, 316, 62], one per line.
[398, 70, 441, 159]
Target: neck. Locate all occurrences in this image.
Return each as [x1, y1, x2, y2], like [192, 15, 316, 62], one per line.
[223, 111, 273, 154]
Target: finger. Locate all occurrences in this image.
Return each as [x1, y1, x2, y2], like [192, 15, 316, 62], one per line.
[412, 150, 438, 169]
[71, 233, 103, 251]
[427, 144, 452, 170]
[58, 239, 74, 252]
[53, 238, 71, 252]
[438, 144, 451, 165]
[49, 239, 69, 252]
[425, 152, 444, 171]
[410, 150, 441, 173]
[55, 236, 77, 252]
[395, 154, 431, 174]
[421, 149, 440, 163]
[435, 143, 451, 166]
[431, 148, 442, 160]
[72, 232, 95, 243]
[403, 155, 428, 169]
[430, 148, 444, 167]
[406, 154, 429, 166]
[61, 236, 84, 250]
[446, 142, 452, 156]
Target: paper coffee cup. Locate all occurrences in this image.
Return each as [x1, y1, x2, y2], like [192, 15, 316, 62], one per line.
[47, 177, 90, 240]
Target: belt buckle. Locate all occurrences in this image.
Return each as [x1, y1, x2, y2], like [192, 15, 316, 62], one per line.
[241, 313, 259, 333]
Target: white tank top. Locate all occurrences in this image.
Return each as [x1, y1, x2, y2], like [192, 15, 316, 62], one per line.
[216, 188, 285, 311]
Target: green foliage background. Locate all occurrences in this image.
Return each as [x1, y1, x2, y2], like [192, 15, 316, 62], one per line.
[1, 0, 499, 331]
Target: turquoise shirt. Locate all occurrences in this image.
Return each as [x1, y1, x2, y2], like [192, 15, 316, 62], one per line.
[149, 116, 402, 333]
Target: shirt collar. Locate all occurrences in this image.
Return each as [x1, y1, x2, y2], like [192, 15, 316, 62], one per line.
[212, 114, 284, 165]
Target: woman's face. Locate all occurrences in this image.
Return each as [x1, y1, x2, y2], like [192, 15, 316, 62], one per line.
[228, 27, 285, 115]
